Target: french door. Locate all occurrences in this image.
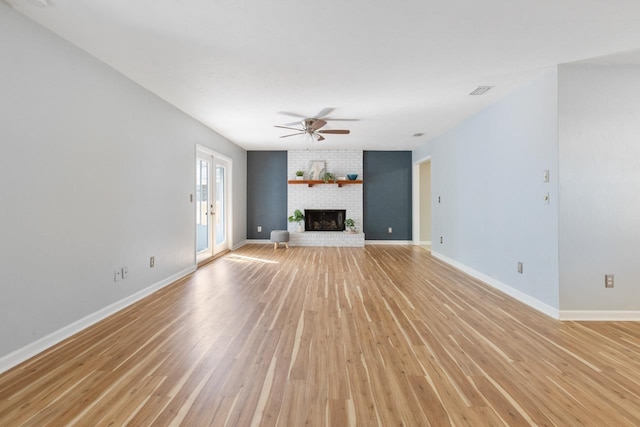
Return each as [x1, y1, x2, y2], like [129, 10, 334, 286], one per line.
[196, 149, 230, 263]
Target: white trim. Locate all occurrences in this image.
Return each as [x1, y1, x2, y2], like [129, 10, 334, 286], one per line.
[195, 144, 232, 163]
[559, 311, 640, 321]
[231, 240, 249, 250]
[244, 239, 273, 245]
[431, 251, 561, 319]
[195, 144, 234, 258]
[214, 156, 232, 254]
[418, 240, 431, 246]
[0, 266, 196, 375]
[431, 253, 640, 321]
[412, 155, 431, 245]
[365, 240, 413, 245]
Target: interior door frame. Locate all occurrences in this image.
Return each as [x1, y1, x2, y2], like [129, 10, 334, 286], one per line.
[212, 156, 230, 255]
[195, 144, 233, 263]
[412, 155, 431, 245]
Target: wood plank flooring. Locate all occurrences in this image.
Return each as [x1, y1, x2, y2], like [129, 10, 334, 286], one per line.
[1, 245, 639, 426]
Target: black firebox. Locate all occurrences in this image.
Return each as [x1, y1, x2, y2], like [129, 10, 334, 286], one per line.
[304, 209, 346, 231]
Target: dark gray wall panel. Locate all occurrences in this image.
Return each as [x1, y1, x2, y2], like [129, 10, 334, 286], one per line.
[247, 151, 287, 239]
[363, 151, 412, 240]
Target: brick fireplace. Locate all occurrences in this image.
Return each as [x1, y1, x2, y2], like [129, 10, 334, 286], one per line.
[287, 150, 364, 247]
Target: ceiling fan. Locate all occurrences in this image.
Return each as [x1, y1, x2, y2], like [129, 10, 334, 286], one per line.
[275, 108, 355, 142]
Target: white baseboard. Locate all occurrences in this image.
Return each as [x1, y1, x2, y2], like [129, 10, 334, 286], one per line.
[559, 311, 640, 321]
[244, 239, 272, 244]
[231, 240, 248, 250]
[415, 240, 431, 246]
[0, 266, 196, 375]
[431, 251, 561, 319]
[365, 240, 413, 245]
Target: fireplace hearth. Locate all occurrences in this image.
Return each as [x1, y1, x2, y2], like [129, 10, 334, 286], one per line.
[305, 209, 346, 232]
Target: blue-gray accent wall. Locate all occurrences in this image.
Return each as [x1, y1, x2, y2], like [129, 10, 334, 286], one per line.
[363, 151, 413, 240]
[247, 151, 287, 239]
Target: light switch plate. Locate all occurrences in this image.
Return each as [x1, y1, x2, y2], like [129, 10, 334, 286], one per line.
[605, 274, 614, 288]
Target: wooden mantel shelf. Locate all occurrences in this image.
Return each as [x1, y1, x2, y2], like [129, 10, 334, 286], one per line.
[288, 179, 363, 188]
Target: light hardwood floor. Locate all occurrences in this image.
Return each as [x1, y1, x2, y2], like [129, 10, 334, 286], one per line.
[1, 245, 639, 426]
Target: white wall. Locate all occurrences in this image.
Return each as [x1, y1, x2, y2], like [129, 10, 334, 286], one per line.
[416, 69, 560, 310]
[0, 4, 246, 364]
[558, 64, 640, 311]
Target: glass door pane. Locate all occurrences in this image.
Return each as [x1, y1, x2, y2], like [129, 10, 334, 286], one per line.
[196, 158, 210, 253]
[215, 166, 226, 245]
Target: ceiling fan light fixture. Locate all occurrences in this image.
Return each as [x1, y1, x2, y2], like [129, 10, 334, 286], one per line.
[469, 86, 494, 96]
[275, 110, 352, 142]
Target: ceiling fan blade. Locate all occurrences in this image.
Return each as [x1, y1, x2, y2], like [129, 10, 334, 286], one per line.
[308, 119, 327, 131]
[318, 129, 350, 134]
[316, 134, 325, 142]
[278, 111, 307, 118]
[280, 132, 305, 138]
[315, 107, 335, 119]
[274, 125, 304, 131]
[283, 120, 303, 126]
[322, 118, 359, 122]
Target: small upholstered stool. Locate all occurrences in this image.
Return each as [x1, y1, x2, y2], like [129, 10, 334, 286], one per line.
[270, 230, 290, 249]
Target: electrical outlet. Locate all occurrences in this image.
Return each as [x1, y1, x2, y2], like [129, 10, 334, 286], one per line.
[388, 227, 393, 234]
[190, 194, 194, 202]
[543, 170, 550, 183]
[122, 266, 128, 279]
[257, 226, 262, 232]
[438, 196, 441, 203]
[150, 256, 155, 268]
[517, 262, 523, 274]
[440, 236, 443, 244]
[605, 274, 614, 288]
[114, 270, 121, 282]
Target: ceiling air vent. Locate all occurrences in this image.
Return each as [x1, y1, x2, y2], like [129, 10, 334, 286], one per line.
[469, 86, 494, 96]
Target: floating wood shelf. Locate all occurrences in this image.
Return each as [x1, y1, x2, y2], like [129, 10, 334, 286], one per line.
[288, 179, 363, 188]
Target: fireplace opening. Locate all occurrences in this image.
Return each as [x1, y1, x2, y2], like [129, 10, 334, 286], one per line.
[305, 209, 346, 232]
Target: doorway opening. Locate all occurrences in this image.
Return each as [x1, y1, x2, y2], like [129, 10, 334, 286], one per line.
[413, 157, 432, 251]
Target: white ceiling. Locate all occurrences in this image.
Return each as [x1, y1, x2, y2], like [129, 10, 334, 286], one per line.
[7, 0, 640, 150]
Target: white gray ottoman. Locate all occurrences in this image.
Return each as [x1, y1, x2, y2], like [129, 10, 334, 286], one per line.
[270, 230, 290, 249]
